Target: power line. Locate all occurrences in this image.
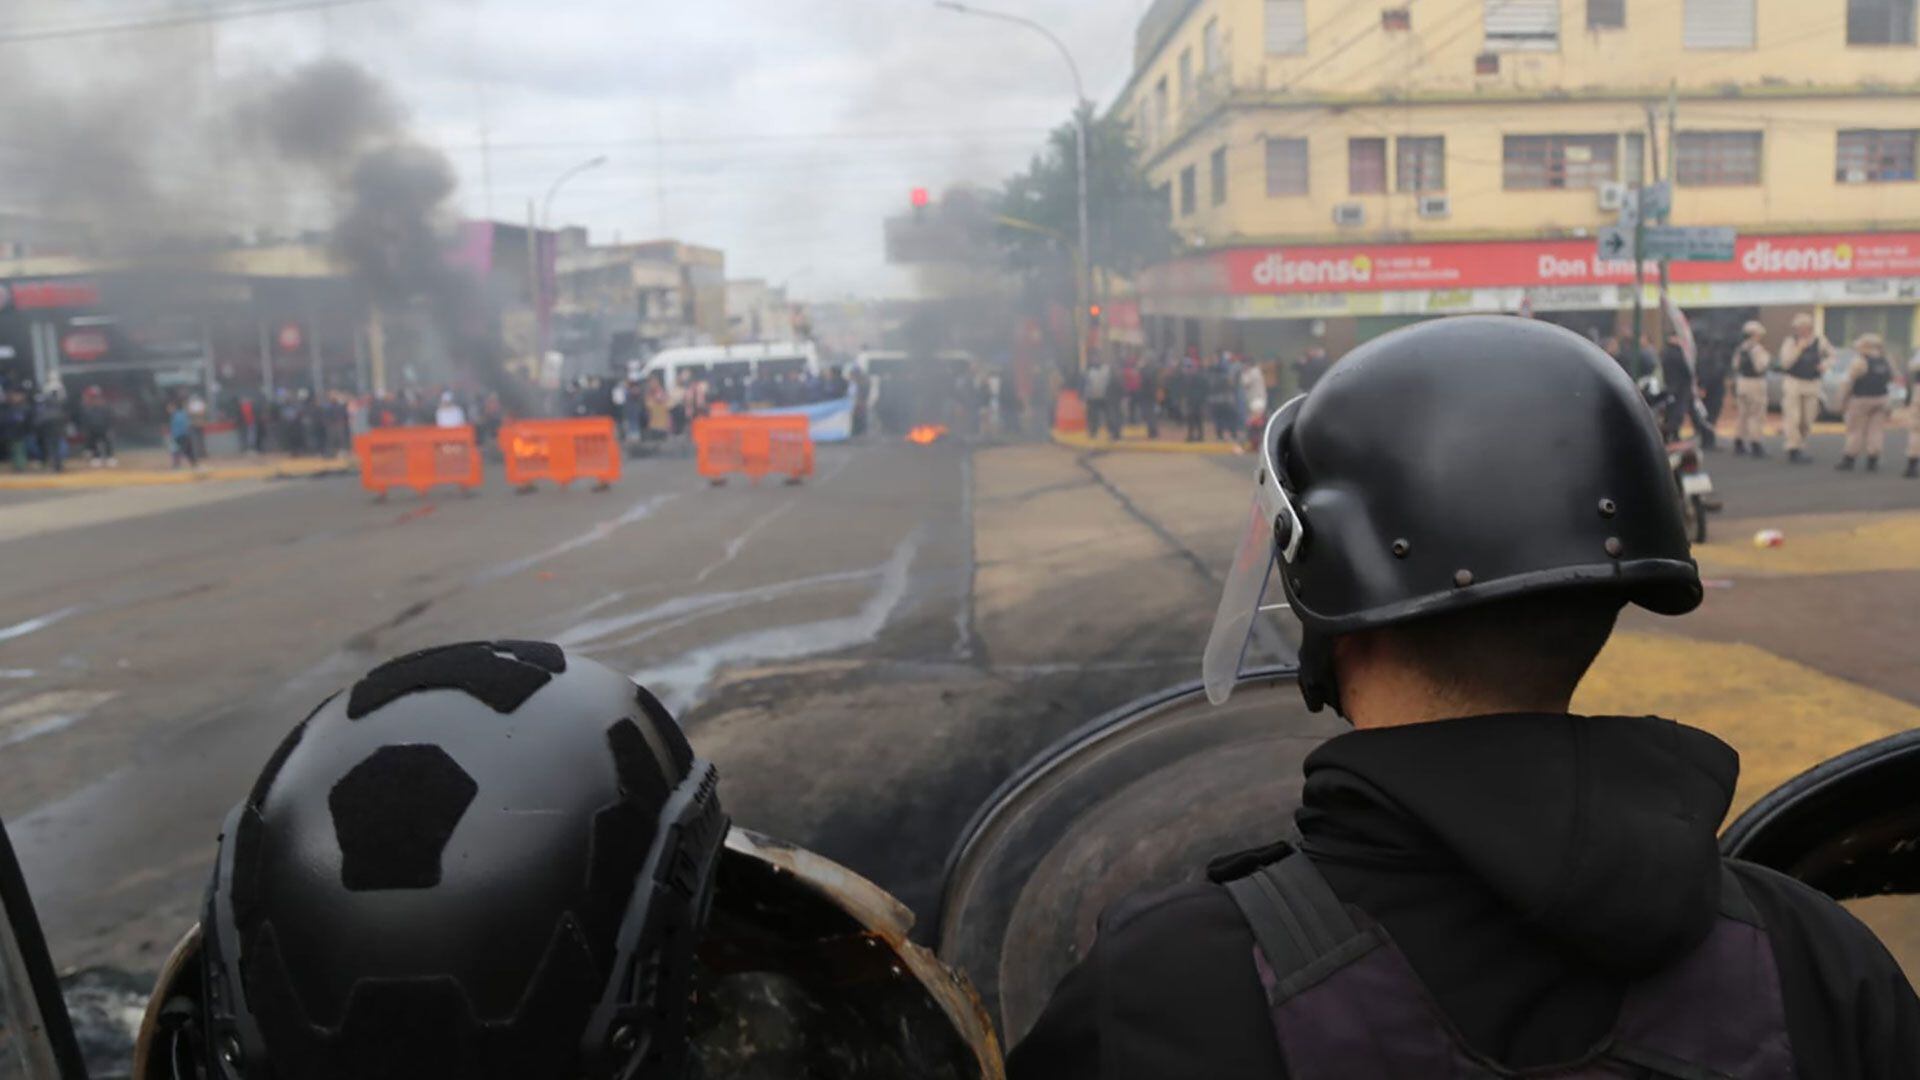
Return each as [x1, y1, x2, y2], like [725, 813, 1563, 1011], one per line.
[0, 0, 384, 46]
[437, 126, 1057, 154]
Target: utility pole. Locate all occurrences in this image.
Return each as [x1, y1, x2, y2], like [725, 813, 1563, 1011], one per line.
[1659, 82, 1679, 348]
[1634, 103, 1662, 364]
[526, 199, 542, 379]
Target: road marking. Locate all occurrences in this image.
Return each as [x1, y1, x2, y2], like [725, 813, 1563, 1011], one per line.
[1576, 631, 1920, 819]
[0, 689, 117, 748]
[630, 535, 919, 716]
[473, 492, 680, 583]
[0, 605, 83, 644]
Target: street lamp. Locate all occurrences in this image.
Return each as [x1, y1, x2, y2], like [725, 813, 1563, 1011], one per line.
[934, 0, 1092, 374]
[533, 155, 608, 365]
[542, 154, 609, 231]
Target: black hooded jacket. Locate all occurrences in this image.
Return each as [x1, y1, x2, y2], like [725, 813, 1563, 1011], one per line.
[1008, 714, 1920, 1079]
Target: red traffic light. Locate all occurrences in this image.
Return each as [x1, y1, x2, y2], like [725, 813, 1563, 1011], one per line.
[910, 187, 930, 209]
[1088, 304, 1103, 319]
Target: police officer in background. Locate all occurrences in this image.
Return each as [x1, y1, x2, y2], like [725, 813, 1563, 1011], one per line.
[1778, 312, 1833, 464]
[1008, 317, 1920, 1080]
[1836, 332, 1897, 472]
[1731, 319, 1773, 456]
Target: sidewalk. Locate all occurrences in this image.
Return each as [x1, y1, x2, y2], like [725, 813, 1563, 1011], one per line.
[1052, 424, 1244, 455]
[0, 449, 352, 491]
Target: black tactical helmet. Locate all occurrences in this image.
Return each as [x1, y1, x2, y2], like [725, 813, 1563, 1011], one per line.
[1204, 316, 1702, 713]
[200, 641, 726, 1080]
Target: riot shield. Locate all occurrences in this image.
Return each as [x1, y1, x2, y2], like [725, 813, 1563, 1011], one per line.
[935, 669, 1343, 1046]
[0, 817, 86, 1080]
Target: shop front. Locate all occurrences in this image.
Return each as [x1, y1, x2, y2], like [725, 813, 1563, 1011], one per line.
[1138, 232, 1920, 364]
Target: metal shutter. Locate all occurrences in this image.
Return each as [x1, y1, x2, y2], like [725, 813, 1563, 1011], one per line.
[1266, 0, 1307, 54]
[1484, 0, 1560, 48]
[1684, 0, 1755, 48]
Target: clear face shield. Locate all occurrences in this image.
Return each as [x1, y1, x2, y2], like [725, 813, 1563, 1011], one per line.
[1203, 398, 1308, 706]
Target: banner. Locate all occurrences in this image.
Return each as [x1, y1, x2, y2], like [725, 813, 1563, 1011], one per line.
[1141, 232, 1920, 298]
[749, 391, 854, 443]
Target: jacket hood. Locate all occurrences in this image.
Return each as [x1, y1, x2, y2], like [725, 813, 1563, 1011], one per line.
[1298, 713, 1739, 975]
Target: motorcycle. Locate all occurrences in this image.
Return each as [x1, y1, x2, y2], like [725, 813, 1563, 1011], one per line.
[4, 669, 1918, 1077]
[1639, 375, 1718, 545]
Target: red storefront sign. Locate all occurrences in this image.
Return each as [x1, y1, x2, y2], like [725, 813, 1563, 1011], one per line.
[1142, 233, 1920, 296]
[60, 329, 110, 362]
[3, 279, 104, 311]
[276, 321, 304, 354]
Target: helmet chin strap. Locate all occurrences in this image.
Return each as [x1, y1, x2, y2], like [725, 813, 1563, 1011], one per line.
[1296, 630, 1346, 720]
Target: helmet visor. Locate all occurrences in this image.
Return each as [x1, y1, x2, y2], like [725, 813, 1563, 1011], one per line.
[1202, 401, 1306, 705]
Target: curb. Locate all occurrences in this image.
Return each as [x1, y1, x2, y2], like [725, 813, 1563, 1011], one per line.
[1050, 430, 1243, 455]
[0, 458, 353, 492]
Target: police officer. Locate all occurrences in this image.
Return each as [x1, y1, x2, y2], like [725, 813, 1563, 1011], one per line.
[1731, 319, 1773, 456]
[1836, 332, 1896, 472]
[134, 642, 999, 1080]
[1008, 318, 1920, 1080]
[1778, 312, 1832, 464]
[150, 641, 727, 1080]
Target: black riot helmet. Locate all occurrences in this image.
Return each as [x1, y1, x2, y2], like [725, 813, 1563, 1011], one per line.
[1204, 316, 1701, 713]
[197, 641, 727, 1080]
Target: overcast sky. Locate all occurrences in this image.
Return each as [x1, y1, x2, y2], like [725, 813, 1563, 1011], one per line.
[9, 0, 1152, 299]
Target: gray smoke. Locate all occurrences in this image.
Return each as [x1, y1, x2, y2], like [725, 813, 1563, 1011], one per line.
[0, 24, 516, 398]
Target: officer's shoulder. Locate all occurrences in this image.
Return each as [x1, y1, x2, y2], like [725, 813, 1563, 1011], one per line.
[1094, 841, 1293, 940]
[1726, 858, 1903, 967]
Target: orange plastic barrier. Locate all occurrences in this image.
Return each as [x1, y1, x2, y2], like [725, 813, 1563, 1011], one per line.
[354, 425, 484, 499]
[499, 417, 621, 491]
[1054, 389, 1087, 433]
[692, 414, 814, 485]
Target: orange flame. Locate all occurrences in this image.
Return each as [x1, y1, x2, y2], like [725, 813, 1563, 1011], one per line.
[907, 425, 948, 444]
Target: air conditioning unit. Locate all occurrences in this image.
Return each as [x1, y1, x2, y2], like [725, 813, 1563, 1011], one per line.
[1843, 168, 1868, 183]
[1417, 194, 1451, 219]
[1332, 203, 1366, 227]
[1597, 182, 1626, 211]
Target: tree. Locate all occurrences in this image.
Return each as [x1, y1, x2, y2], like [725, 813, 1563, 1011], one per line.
[995, 107, 1174, 293]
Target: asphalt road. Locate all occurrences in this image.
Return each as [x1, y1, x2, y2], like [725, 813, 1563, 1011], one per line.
[2, 422, 1916, 991]
[0, 438, 1237, 978]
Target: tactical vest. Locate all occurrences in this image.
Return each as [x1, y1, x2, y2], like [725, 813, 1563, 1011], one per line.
[1854, 354, 1893, 398]
[1736, 343, 1767, 379]
[1219, 845, 1796, 1079]
[1787, 338, 1826, 380]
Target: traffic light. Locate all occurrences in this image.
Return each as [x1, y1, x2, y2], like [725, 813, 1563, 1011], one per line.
[1088, 304, 1103, 325]
[910, 187, 930, 220]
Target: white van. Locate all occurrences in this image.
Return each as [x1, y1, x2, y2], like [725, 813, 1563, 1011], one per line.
[637, 342, 821, 387]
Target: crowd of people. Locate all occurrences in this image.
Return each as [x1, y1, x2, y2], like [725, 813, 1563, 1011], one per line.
[1605, 312, 1920, 478]
[1076, 344, 1335, 449]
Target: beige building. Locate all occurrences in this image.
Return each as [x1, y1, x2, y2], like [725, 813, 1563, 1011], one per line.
[1118, 0, 1920, 358]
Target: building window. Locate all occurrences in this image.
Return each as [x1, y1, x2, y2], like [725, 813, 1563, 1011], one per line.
[1588, 0, 1626, 28]
[1349, 138, 1388, 194]
[1154, 78, 1169, 140]
[1683, 0, 1755, 48]
[1180, 165, 1198, 215]
[1266, 137, 1310, 196]
[1622, 132, 1646, 185]
[1210, 146, 1229, 205]
[1204, 17, 1224, 71]
[1484, 0, 1560, 50]
[1179, 49, 1194, 110]
[1265, 0, 1307, 53]
[1503, 134, 1619, 189]
[1396, 136, 1446, 191]
[1675, 131, 1762, 186]
[1848, 0, 1917, 44]
[1837, 129, 1919, 182]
